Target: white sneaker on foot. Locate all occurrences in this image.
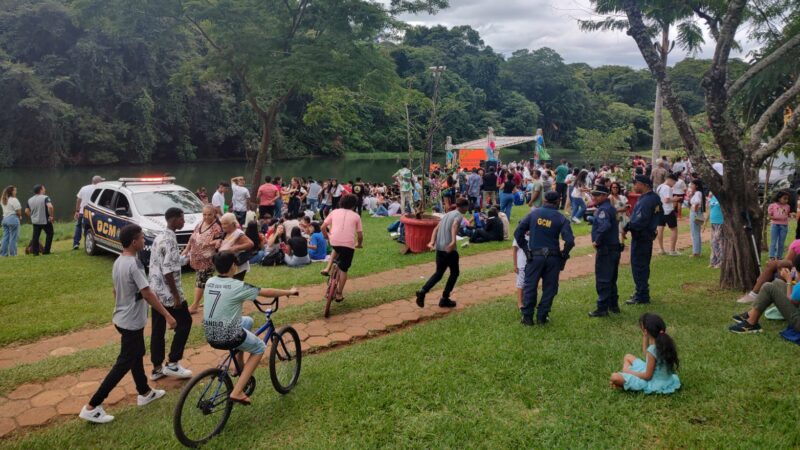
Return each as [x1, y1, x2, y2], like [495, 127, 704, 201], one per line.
[150, 367, 165, 381]
[79, 405, 114, 423]
[137, 389, 166, 406]
[737, 292, 757, 304]
[163, 363, 192, 379]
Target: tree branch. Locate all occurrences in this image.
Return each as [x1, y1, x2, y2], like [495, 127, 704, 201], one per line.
[752, 108, 800, 167]
[184, 14, 223, 53]
[750, 74, 800, 150]
[710, 0, 747, 71]
[728, 33, 800, 99]
[690, 4, 719, 40]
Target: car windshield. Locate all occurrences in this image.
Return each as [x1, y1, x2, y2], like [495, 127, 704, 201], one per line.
[133, 190, 204, 216]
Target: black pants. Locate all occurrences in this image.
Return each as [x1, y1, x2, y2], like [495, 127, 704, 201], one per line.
[31, 223, 54, 255]
[556, 183, 567, 209]
[151, 303, 192, 368]
[630, 237, 653, 302]
[90, 326, 150, 407]
[595, 248, 621, 311]
[356, 196, 364, 215]
[234, 210, 247, 225]
[421, 250, 460, 298]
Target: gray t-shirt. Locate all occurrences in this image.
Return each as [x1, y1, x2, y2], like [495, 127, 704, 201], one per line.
[307, 182, 322, 200]
[26, 194, 51, 225]
[112, 255, 150, 330]
[435, 210, 463, 252]
[203, 276, 260, 347]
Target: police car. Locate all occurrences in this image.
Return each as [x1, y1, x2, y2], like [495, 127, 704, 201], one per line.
[83, 177, 205, 265]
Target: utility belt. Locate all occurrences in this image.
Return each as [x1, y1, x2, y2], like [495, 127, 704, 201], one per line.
[529, 248, 561, 257]
[631, 230, 656, 241]
[596, 244, 624, 255]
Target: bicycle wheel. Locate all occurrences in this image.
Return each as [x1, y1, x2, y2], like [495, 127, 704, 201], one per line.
[173, 368, 234, 448]
[269, 326, 302, 394]
[323, 264, 338, 318]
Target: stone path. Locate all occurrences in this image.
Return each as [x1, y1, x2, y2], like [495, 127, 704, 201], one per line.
[0, 234, 595, 370]
[0, 228, 703, 438]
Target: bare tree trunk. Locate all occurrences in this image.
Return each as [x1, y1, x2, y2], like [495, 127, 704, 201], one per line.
[652, 84, 662, 162]
[718, 170, 763, 289]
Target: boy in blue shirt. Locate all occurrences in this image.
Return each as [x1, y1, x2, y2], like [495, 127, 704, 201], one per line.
[204, 252, 299, 404]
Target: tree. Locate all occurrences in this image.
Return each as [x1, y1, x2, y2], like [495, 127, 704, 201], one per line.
[576, 125, 634, 165]
[612, 0, 800, 289]
[581, 0, 704, 161]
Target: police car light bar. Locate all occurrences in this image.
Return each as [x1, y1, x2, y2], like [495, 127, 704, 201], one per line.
[119, 177, 176, 186]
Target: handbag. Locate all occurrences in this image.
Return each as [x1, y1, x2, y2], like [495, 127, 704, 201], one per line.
[693, 212, 706, 225]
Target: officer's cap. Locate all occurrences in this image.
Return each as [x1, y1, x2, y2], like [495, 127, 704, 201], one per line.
[591, 185, 610, 196]
[544, 191, 560, 203]
[634, 175, 652, 187]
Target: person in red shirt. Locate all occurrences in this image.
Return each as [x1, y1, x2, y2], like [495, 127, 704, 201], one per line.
[256, 176, 279, 219]
[342, 182, 353, 195]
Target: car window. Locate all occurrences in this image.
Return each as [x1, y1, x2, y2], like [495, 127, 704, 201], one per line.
[114, 194, 131, 215]
[133, 190, 204, 216]
[97, 189, 115, 210]
[90, 188, 103, 203]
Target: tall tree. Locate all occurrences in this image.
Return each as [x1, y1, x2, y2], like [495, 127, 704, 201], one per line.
[581, 0, 703, 160]
[608, 0, 800, 289]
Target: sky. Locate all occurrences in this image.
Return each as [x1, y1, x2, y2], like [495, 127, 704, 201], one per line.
[391, 0, 756, 68]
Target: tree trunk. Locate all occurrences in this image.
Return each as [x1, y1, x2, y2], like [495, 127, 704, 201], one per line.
[651, 84, 662, 162]
[249, 93, 290, 199]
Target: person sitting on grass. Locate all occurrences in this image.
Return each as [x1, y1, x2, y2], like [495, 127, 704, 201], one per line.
[729, 255, 800, 334]
[203, 251, 299, 405]
[610, 313, 681, 394]
[307, 222, 328, 262]
[469, 207, 504, 243]
[737, 239, 800, 304]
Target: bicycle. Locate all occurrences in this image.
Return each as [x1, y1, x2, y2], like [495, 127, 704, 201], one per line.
[324, 258, 341, 318]
[173, 296, 301, 448]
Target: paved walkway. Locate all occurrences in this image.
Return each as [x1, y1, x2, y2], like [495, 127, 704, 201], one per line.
[0, 234, 594, 370]
[0, 229, 703, 438]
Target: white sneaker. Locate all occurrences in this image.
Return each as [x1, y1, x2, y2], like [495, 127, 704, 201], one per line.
[163, 363, 192, 379]
[137, 389, 166, 406]
[79, 405, 114, 423]
[668, 251, 682, 256]
[737, 292, 757, 304]
[150, 367, 165, 381]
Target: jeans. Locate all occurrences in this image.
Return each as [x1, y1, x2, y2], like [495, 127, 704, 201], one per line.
[570, 197, 586, 221]
[89, 326, 150, 407]
[31, 222, 54, 255]
[307, 198, 319, 216]
[274, 198, 283, 219]
[1, 215, 20, 256]
[73, 215, 84, 247]
[499, 192, 514, 221]
[769, 224, 788, 259]
[689, 210, 703, 255]
[234, 210, 247, 226]
[420, 250, 460, 299]
[150, 303, 193, 368]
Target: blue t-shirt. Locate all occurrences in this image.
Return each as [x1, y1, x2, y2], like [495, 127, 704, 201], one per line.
[309, 232, 327, 260]
[709, 196, 723, 225]
[791, 282, 800, 302]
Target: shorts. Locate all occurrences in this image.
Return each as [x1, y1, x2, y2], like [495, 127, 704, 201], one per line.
[660, 211, 677, 228]
[194, 267, 214, 289]
[332, 245, 355, 272]
[236, 316, 266, 355]
[515, 265, 526, 289]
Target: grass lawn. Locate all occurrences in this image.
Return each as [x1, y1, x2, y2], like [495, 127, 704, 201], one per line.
[6, 250, 799, 448]
[0, 207, 591, 346]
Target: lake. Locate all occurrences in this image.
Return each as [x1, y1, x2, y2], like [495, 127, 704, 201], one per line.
[0, 147, 585, 221]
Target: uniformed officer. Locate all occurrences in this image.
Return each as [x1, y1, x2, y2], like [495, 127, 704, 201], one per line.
[622, 175, 662, 305]
[514, 191, 575, 326]
[588, 185, 621, 317]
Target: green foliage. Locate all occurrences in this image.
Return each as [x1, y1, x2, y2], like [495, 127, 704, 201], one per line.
[576, 125, 634, 164]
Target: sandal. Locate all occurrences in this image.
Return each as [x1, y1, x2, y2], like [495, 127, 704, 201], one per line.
[320, 270, 329, 277]
[335, 296, 345, 303]
[229, 396, 251, 406]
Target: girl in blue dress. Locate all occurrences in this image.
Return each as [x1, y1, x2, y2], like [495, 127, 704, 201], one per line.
[610, 313, 681, 394]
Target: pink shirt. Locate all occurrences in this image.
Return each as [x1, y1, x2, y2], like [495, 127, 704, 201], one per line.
[790, 239, 800, 256]
[323, 209, 362, 249]
[257, 183, 279, 206]
[768, 203, 790, 225]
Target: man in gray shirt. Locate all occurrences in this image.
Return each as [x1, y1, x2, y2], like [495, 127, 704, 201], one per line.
[80, 224, 176, 424]
[25, 184, 54, 255]
[466, 169, 482, 213]
[416, 197, 469, 308]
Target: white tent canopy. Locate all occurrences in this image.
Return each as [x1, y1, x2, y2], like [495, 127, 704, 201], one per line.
[451, 136, 536, 150]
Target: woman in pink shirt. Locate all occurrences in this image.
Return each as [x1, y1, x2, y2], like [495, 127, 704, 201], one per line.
[321, 194, 363, 301]
[768, 191, 792, 260]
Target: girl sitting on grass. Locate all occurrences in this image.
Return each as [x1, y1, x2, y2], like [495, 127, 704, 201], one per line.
[610, 313, 681, 394]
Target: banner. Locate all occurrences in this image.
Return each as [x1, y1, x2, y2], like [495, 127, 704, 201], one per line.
[459, 149, 485, 170]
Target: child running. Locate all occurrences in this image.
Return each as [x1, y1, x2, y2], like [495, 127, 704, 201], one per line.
[610, 313, 681, 394]
[203, 251, 299, 405]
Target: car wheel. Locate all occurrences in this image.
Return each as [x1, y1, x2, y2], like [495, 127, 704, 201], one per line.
[85, 231, 100, 256]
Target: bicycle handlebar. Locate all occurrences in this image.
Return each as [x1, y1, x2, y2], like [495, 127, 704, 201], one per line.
[253, 292, 299, 313]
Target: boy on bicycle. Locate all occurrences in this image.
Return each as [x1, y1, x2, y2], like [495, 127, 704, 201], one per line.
[203, 251, 299, 405]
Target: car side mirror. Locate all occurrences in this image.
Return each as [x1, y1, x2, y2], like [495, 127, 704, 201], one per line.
[115, 207, 131, 217]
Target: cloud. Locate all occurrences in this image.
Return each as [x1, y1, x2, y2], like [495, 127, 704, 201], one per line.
[389, 0, 755, 68]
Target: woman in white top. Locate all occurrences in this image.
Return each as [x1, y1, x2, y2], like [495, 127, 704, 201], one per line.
[1, 186, 22, 256]
[218, 213, 255, 280]
[609, 182, 629, 233]
[688, 180, 705, 257]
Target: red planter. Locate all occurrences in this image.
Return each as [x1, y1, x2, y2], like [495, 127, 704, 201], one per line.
[400, 215, 440, 253]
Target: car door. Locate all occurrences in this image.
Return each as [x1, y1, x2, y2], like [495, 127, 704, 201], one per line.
[86, 188, 123, 252]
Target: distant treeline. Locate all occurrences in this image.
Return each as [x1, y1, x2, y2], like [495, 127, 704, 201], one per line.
[0, 0, 727, 167]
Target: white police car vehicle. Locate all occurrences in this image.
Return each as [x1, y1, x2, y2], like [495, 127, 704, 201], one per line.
[83, 177, 205, 264]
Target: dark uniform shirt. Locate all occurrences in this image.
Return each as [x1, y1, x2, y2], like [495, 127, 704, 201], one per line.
[591, 199, 620, 248]
[514, 205, 575, 255]
[624, 191, 661, 239]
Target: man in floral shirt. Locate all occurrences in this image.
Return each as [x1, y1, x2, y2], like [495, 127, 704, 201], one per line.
[149, 207, 193, 380]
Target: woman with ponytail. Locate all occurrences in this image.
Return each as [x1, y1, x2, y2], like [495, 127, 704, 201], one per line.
[610, 313, 681, 394]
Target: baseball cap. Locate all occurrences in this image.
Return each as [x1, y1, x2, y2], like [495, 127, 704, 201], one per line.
[544, 191, 560, 203]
